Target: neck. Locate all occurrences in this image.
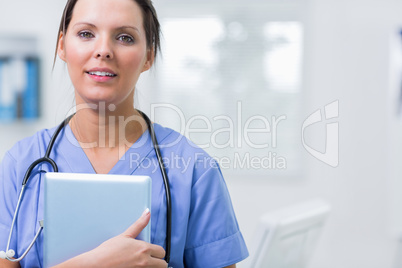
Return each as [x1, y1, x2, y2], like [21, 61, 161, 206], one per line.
[69, 102, 147, 150]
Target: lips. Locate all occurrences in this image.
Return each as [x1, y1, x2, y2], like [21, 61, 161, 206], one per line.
[86, 68, 117, 77]
[86, 68, 117, 82]
[87, 71, 116, 77]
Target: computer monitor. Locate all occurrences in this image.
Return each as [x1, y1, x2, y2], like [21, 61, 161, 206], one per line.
[243, 199, 331, 268]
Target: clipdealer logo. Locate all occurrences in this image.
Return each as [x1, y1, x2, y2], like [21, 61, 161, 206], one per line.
[301, 100, 339, 167]
[63, 100, 340, 170]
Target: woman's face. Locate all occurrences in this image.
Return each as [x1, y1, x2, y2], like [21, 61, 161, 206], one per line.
[58, 0, 152, 108]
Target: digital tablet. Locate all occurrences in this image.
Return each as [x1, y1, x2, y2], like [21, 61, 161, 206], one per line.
[43, 172, 151, 267]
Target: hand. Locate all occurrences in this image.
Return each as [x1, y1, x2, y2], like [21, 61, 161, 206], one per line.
[91, 208, 167, 268]
[54, 209, 167, 268]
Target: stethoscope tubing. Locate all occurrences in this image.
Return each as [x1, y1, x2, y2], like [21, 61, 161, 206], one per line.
[4, 115, 74, 261]
[138, 110, 172, 264]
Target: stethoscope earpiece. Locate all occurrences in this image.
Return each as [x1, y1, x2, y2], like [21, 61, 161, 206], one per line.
[6, 249, 15, 258]
[0, 249, 16, 260]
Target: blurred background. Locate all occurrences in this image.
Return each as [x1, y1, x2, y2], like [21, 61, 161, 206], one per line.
[1, 0, 402, 267]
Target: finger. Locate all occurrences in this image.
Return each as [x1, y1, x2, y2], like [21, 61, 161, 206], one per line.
[149, 244, 166, 259]
[123, 208, 151, 238]
[148, 256, 168, 268]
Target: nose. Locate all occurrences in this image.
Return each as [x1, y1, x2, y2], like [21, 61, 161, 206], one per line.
[97, 52, 111, 59]
[94, 36, 113, 60]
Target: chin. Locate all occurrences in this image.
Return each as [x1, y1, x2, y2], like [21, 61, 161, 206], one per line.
[75, 87, 134, 109]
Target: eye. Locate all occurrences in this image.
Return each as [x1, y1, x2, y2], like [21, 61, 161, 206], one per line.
[117, 34, 134, 44]
[78, 31, 94, 39]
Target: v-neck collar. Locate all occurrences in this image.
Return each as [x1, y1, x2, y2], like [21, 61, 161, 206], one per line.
[59, 123, 162, 175]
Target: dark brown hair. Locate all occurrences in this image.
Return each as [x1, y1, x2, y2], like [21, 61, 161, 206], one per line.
[54, 0, 161, 65]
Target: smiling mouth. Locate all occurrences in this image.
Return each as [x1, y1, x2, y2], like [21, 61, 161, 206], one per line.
[86, 71, 117, 77]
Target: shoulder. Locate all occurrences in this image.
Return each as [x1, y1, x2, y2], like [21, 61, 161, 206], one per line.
[0, 126, 57, 191]
[154, 123, 210, 155]
[6, 127, 57, 163]
[153, 123, 221, 183]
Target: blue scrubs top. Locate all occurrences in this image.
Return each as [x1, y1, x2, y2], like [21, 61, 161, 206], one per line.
[0, 123, 248, 268]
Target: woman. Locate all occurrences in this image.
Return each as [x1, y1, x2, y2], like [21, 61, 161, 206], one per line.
[0, 0, 248, 267]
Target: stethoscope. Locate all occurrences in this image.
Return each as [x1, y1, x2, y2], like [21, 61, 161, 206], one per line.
[0, 110, 172, 265]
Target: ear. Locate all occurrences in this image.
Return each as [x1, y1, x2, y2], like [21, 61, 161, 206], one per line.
[57, 32, 67, 62]
[141, 49, 155, 73]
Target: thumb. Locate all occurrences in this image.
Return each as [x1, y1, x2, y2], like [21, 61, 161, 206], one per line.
[123, 208, 151, 239]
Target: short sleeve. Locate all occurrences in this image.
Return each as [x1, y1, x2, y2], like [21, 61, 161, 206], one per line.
[0, 152, 18, 251]
[184, 159, 248, 268]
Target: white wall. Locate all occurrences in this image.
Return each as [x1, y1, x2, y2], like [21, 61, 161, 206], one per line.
[229, 0, 402, 267]
[1, 0, 402, 267]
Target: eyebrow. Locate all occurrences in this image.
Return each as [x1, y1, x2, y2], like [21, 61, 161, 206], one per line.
[117, 25, 140, 34]
[73, 22, 140, 33]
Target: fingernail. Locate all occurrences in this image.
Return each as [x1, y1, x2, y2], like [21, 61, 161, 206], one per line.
[142, 208, 150, 217]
